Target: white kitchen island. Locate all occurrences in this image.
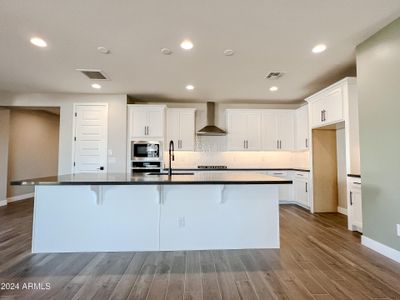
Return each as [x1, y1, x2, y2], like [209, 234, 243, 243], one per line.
[12, 172, 291, 253]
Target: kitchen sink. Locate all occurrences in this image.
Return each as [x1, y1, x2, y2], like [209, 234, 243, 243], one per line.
[146, 172, 195, 176]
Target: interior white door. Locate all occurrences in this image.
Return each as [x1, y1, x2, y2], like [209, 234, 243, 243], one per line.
[73, 104, 108, 173]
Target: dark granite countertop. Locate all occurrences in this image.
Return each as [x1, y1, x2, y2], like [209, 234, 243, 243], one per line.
[11, 172, 293, 186]
[164, 168, 310, 172]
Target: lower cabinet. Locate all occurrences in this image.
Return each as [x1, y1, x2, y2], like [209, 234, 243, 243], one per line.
[348, 177, 362, 232]
[267, 171, 292, 201]
[293, 178, 309, 208]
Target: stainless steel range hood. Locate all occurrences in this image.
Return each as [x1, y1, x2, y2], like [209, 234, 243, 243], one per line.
[197, 102, 227, 136]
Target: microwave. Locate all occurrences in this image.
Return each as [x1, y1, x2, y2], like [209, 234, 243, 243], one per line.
[131, 141, 162, 161]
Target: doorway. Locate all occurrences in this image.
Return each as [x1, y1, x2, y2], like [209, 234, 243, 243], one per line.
[312, 122, 347, 214]
[0, 107, 60, 205]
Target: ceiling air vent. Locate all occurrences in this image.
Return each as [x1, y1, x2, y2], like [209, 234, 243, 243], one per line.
[76, 69, 109, 80]
[265, 72, 285, 80]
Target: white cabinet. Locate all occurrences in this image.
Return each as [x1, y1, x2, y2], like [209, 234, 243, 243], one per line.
[262, 110, 294, 151]
[293, 172, 310, 208]
[226, 110, 262, 150]
[267, 171, 293, 201]
[166, 108, 196, 151]
[309, 86, 344, 128]
[348, 177, 362, 232]
[295, 105, 309, 150]
[128, 105, 165, 139]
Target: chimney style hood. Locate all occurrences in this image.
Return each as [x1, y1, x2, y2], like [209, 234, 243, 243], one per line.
[197, 102, 227, 136]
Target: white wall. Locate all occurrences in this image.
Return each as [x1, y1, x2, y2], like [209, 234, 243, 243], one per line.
[0, 109, 10, 205]
[0, 93, 127, 174]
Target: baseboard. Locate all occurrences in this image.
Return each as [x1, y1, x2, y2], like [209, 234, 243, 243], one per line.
[279, 200, 298, 205]
[362, 236, 400, 264]
[0, 199, 7, 207]
[7, 192, 34, 203]
[337, 206, 347, 215]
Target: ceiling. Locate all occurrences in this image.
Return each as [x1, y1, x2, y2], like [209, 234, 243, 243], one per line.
[1, 1, 400, 103]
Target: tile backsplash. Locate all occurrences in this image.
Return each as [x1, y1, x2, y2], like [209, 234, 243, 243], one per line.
[164, 150, 310, 169]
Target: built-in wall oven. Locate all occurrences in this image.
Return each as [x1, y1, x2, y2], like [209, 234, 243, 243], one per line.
[131, 141, 163, 173]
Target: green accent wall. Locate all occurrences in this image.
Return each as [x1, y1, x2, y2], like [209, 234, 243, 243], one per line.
[356, 18, 400, 251]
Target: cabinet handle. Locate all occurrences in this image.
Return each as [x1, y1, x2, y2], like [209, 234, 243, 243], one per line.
[305, 182, 308, 193]
[144, 126, 147, 135]
[246, 140, 249, 149]
[244, 140, 246, 149]
[305, 138, 308, 148]
[147, 126, 149, 135]
[350, 191, 353, 206]
[279, 140, 282, 149]
[353, 182, 361, 185]
[180, 140, 183, 149]
[277, 140, 279, 149]
[321, 110, 323, 122]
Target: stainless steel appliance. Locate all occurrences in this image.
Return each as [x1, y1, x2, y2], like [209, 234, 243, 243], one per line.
[131, 141, 162, 161]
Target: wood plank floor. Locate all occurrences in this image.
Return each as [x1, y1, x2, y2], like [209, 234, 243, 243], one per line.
[1, 199, 400, 299]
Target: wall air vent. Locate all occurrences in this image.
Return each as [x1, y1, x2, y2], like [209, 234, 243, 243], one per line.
[265, 72, 285, 80]
[76, 69, 109, 80]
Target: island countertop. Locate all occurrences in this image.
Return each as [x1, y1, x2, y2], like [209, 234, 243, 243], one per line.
[11, 172, 292, 186]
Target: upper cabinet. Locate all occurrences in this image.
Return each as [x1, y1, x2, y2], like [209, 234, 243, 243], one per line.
[226, 110, 262, 150]
[226, 109, 294, 151]
[128, 105, 166, 139]
[308, 85, 344, 128]
[166, 108, 196, 151]
[295, 105, 309, 151]
[262, 110, 294, 151]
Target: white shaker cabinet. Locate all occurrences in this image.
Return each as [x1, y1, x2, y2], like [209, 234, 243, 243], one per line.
[262, 110, 294, 151]
[166, 108, 196, 151]
[348, 177, 362, 232]
[309, 86, 344, 128]
[128, 105, 165, 139]
[295, 105, 309, 150]
[226, 110, 262, 150]
[293, 171, 310, 208]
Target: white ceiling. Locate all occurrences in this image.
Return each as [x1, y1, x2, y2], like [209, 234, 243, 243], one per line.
[1, 0, 400, 103]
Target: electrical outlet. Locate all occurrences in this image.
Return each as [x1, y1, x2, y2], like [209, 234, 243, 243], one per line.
[397, 224, 400, 237]
[178, 217, 185, 228]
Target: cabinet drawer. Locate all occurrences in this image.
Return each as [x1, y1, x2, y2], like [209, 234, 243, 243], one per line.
[268, 171, 288, 177]
[294, 171, 309, 180]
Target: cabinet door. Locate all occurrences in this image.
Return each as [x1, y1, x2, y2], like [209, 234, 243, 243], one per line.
[310, 98, 325, 128]
[262, 111, 278, 150]
[295, 106, 309, 150]
[166, 109, 180, 146]
[350, 184, 362, 231]
[269, 171, 292, 201]
[324, 87, 343, 124]
[227, 111, 248, 150]
[179, 110, 195, 151]
[277, 111, 294, 151]
[245, 112, 262, 150]
[129, 107, 148, 138]
[147, 107, 164, 137]
[294, 179, 309, 207]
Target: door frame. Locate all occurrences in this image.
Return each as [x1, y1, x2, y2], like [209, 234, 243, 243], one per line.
[71, 103, 109, 174]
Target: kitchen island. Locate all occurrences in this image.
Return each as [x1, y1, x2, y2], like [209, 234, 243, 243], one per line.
[12, 172, 291, 253]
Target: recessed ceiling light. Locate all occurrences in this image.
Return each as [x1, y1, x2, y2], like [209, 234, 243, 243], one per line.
[180, 39, 194, 50]
[185, 84, 195, 90]
[30, 37, 47, 48]
[91, 83, 102, 89]
[269, 86, 278, 92]
[223, 49, 235, 56]
[161, 48, 173, 55]
[97, 46, 110, 54]
[312, 44, 327, 54]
